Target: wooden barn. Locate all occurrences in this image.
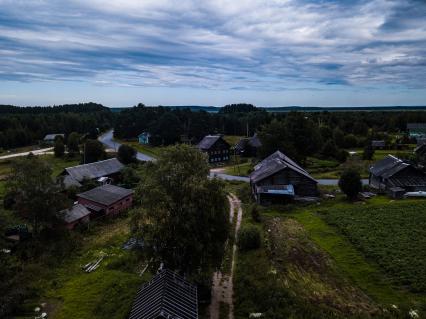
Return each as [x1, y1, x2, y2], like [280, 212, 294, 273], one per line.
[249, 151, 318, 204]
[197, 135, 231, 163]
[235, 134, 262, 157]
[129, 268, 198, 319]
[77, 184, 133, 217]
[60, 158, 124, 189]
[369, 155, 426, 192]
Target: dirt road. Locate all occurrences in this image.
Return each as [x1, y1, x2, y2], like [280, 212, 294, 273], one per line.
[209, 194, 242, 319]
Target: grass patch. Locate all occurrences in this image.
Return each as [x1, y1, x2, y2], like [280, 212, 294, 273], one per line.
[223, 135, 244, 146]
[116, 140, 163, 158]
[223, 162, 253, 176]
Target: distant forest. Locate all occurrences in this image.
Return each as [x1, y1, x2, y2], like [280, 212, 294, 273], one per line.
[0, 103, 113, 149]
[3, 103, 426, 157]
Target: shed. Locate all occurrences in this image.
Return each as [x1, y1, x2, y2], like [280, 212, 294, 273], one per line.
[371, 140, 385, 149]
[129, 269, 198, 319]
[388, 187, 406, 199]
[197, 135, 230, 163]
[250, 150, 318, 204]
[58, 204, 91, 229]
[235, 134, 262, 157]
[138, 132, 151, 145]
[77, 184, 133, 216]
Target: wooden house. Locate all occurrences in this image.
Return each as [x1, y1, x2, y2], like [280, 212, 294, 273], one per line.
[138, 132, 151, 145]
[77, 184, 133, 217]
[129, 268, 198, 319]
[235, 134, 262, 157]
[57, 204, 91, 230]
[249, 151, 318, 204]
[369, 155, 426, 192]
[197, 135, 231, 163]
[60, 158, 124, 189]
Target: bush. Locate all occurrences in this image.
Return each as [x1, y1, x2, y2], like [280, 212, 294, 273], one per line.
[338, 169, 362, 199]
[250, 204, 261, 223]
[54, 140, 65, 157]
[238, 226, 261, 251]
[118, 144, 137, 164]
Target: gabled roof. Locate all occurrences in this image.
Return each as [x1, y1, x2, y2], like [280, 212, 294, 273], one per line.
[235, 134, 262, 151]
[43, 133, 64, 141]
[63, 158, 124, 182]
[77, 184, 133, 206]
[138, 132, 151, 137]
[407, 123, 426, 130]
[414, 144, 426, 155]
[250, 150, 317, 184]
[369, 155, 410, 178]
[197, 135, 228, 150]
[129, 269, 198, 319]
[58, 204, 90, 224]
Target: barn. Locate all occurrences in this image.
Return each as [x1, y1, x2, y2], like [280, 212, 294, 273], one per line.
[129, 268, 198, 319]
[369, 155, 426, 192]
[57, 204, 91, 230]
[60, 158, 124, 188]
[197, 135, 231, 163]
[250, 150, 318, 204]
[235, 134, 262, 157]
[77, 184, 133, 217]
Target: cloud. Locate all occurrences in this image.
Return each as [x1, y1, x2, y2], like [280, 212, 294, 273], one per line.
[0, 0, 425, 91]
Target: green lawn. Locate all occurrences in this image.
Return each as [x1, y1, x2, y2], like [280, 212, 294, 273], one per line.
[116, 140, 163, 158]
[223, 161, 253, 176]
[223, 135, 244, 146]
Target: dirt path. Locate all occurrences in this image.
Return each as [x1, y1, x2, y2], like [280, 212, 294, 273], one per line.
[0, 147, 53, 160]
[209, 194, 243, 319]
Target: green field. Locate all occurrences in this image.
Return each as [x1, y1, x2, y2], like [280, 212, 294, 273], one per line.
[116, 139, 163, 158]
[320, 201, 426, 293]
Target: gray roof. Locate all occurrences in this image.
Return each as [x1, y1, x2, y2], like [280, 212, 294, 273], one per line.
[58, 204, 90, 224]
[43, 133, 64, 141]
[129, 269, 198, 319]
[77, 184, 133, 206]
[250, 150, 317, 184]
[63, 158, 124, 182]
[235, 134, 262, 151]
[369, 155, 410, 178]
[197, 135, 228, 150]
[62, 175, 82, 188]
[371, 140, 385, 147]
[407, 123, 426, 130]
[415, 144, 426, 154]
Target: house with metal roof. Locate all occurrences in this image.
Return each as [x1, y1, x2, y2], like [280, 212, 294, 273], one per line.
[129, 268, 198, 319]
[369, 155, 426, 192]
[197, 135, 230, 163]
[60, 158, 124, 188]
[249, 150, 318, 204]
[138, 132, 151, 145]
[77, 184, 133, 216]
[57, 204, 91, 230]
[43, 133, 65, 144]
[235, 134, 262, 157]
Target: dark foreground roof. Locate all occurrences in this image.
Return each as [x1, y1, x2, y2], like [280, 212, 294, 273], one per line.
[197, 135, 228, 150]
[250, 150, 317, 184]
[77, 184, 133, 206]
[63, 158, 124, 182]
[129, 269, 198, 319]
[58, 204, 91, 224]
[369, 155, 410, 178]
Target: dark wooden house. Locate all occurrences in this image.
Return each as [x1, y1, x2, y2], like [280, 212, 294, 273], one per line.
[369, 155, 426, 192]
[129, 268, 198, 319]
[235, 134, 262, 157]
[197, 135, 230, 163]
[60, 158, 124, 189]
[249, 150, 318, 204]
[77, 184, 133, 217]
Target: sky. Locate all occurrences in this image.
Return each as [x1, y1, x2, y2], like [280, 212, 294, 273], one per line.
[0, 0, 426, 107]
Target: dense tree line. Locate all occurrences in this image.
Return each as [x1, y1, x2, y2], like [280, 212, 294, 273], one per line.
[0, 103, 113, 149]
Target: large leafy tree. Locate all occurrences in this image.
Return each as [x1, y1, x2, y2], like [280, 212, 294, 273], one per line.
[83, 139, 106, 163]
[117, 144, 137, 164]
[8, 154, 66, 234]
[132, 144, 229, 274]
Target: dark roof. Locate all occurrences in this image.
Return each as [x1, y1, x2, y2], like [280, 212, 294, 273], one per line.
[77, 184, 133, 206]
[415, 144, 426, 155]
[197, 135, 228, 150]
[407, 123, 426, 130]
[58, 204, 90, 224]
[129, 269, 198, 319]
[235, 134, 262, 152]
[417, 138, 426, 146]
[371, 140, 385, 147]
[369, 155, 410, 178]
[43, 133, 64, 141]
[63, 158, 124, 182]
[250, 150, 317, 184]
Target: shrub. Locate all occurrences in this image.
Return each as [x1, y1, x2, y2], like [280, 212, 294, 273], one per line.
[117, 144, 137, 164]
[250, 204, 261, 223]
[338, 169, 362, 199]
[238, 226, 261, 251]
